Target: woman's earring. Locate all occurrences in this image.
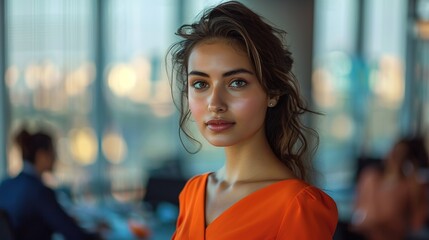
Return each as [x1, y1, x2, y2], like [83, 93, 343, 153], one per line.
[268, 100, 277, 107]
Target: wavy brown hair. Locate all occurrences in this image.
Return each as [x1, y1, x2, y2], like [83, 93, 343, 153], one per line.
[168, 1, 318, 180]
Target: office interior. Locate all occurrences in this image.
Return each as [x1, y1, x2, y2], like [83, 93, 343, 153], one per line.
[0, 0, 429, 239]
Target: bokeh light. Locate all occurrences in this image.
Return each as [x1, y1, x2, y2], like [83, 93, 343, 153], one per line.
[25, 64, 41, 90]
[39, 61, 61, 90]
[65, 62, 95, 97]
[416, 20, 429, 39]
[108, 64, 137, 97]
[102, 131, 127, 164]
[5, 65, 20, 88]
[128, 57, 152, 103]
[312, 67, 337, 108]
[369, 55, 404, 107]
[69, 127, 98, 165]
[150, 79, 174, 117]
[330, 114, 355, 140]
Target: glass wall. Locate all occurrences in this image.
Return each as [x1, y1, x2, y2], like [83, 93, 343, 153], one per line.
[0, 0, 231, 209]
[5, 0, 98, 191]
[2, 0, 185, 203]
[313, 0, 409, 220]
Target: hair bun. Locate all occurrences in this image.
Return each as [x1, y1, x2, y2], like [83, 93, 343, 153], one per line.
[15, 129, 31, 150]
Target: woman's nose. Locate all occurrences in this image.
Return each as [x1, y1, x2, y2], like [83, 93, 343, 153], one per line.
[207, 87, 227, 113]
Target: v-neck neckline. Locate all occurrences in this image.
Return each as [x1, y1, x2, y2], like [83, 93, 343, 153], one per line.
[202, 172, 298, 230]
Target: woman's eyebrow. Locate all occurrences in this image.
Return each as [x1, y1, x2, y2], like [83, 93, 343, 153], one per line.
[222, 68, 254, 77]
[188, 70, 209, 77]
[188, 68, 254, 77]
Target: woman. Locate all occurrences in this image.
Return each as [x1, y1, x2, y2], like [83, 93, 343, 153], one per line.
[168, 1, 338, 239]
[0, 127, 100, 240]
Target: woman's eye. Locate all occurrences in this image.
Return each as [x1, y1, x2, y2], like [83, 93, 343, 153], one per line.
[230, 79, 247, 88]
[192, 81, 208, 89]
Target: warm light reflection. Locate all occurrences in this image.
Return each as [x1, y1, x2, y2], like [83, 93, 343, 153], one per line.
[7, 144, 23, 177]
[112, 188, 145, 203]
[33, 89, 48, 110]
[150, 79, 175, 117]
[108, 64, 137, 97]
[330, 114, 354, 140]
[39, 61, 61, 89]
[369, 55, 404, 107]
[69, 127, 97, 165]
[312, 67, 337, 108]
[107, 58, 175, 117]
[65, 62, 95, 96]
[128, 57, 152, 103]
[24, 61, 61, 90]
[5, 65, 20, 88]
[312, 51, 353, 109]
[416, 21, 429, 39]
[14, 61, 94, 112]
[25, 64, 41, 89]
[102, 131, 127, 164]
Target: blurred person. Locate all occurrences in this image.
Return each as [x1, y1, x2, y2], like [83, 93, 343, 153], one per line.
[168, 1, 338, 239]
[0, 127, 101, 240]
[351, 137, 429, 240]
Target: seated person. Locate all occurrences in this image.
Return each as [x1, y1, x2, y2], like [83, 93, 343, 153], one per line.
[0, 127, 101, 240]
[351, 137, 428, 240]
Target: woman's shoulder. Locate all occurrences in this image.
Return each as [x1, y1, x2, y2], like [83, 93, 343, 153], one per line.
[181, 172, 210, 193]
[276, 180, 339, 238]
[271, 179, 338, 222]
[261, 179, 338, 219]
[278, 179, 336, 205]
[296, 183, 337, 209]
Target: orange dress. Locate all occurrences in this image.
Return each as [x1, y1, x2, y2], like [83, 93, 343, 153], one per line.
[172, 173, 338, 240]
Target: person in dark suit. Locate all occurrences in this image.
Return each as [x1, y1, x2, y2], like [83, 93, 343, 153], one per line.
[0, 127, 101, 240]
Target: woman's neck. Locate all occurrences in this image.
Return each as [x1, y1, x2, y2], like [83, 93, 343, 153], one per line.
[219, 138, 295, 184]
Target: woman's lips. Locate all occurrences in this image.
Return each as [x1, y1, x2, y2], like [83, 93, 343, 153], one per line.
[205, 119, 235, 132]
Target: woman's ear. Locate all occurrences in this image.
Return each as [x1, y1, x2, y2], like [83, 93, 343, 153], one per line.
[267, 96, 280, 107]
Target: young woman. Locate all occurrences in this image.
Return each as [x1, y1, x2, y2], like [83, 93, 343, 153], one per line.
[168, 1, 338, 239]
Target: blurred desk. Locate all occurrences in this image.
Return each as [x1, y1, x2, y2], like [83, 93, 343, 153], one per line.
[68, 199, 177, 240]
[102, 214, 175, 240]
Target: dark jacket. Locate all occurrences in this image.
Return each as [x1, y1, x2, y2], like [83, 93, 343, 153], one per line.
[0, 171, 98, 240]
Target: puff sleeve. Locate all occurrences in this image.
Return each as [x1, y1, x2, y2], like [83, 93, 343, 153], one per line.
[276, 186, 338, 240]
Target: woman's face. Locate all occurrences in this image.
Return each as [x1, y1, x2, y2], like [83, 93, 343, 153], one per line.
[187, 39, 270, 147]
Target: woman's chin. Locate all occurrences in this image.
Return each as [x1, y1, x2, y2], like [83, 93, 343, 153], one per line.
[206, 141, 234, 148]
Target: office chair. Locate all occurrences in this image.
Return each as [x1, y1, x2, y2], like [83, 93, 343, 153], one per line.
[0, 209, 14, 240]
